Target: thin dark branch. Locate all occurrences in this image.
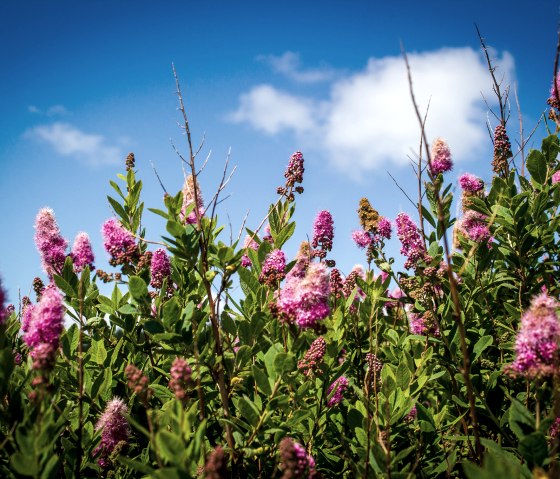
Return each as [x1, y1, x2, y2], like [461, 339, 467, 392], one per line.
[388, 170, 416, 208]
[150, 161, 168, 194]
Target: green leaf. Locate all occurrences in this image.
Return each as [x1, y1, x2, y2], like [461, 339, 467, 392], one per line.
[396, 360, 411, 391]
[526, 150, 547, 184]
[163, 297, 181, 328]
[53, 274, 77, 297]
[237, 396, 261, 427]
[252, 365, 272, 396]
[237, 266, 260, 295]
[472, 335, 493, 363]
[128, 276, 148, 301]
[156, 430, 184, 463]
[274, 352, 296, 376]
[11, 452, 39, 476]
[518, 432, 548, 467]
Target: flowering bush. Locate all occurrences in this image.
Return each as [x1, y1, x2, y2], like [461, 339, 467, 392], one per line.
[4, 39, 560, 479]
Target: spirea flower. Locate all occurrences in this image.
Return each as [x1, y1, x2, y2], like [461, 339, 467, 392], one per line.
[377, 217, 392, 240]
[277, 152, 305, 201]
[21, 303, 34, 333]
[298, 336, 327, 376]
[70, 232, 95, 273]
[34, 207, 68, 277]
[357, 198, 379, 232]
[278, 263, 331, 328]
[507, 293, 560, 378]
[30, 343, 56, 371]
[204, 446, 228, 479]
[94, 398, 130, 468]
[429, 138, 453, 176]
[329, 268, 344, 299]
[404, 405, 417, 423]
[547, 73, 560, 110]
[553, 171, 560, 184]
[492, 124, 512, 176]
[169, 357, 192, 401]
[550, 417, 560, 441]
[101, 218, 137, 266]
[342, 265, 366, 301]
[459, 173, 484, 192]
[396, 213, 430, 270]
[125, 364, 151, 402]
[327, 376, 349, 407]
[0, 277, 6, 325]
[150, 248, 171, 289]
[279, 437, 317, 479]
[24, 286, 64, 350]
[259, 249, 287, 286]
[352, 230, 372, 249]
[409, 312, 427, 335]
[241, 235, 259, 268]
[312, 210, 334, 255]
[456, 210, 491, 243]
[181, 174, 205, 224]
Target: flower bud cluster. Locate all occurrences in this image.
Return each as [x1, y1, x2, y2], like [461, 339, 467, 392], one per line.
[279, 437, 317, 479]
[297, 336, 326, 376]
[169, 357, 192, 400]
[150, 248, 171, 289]
[259, 249, 287, 286]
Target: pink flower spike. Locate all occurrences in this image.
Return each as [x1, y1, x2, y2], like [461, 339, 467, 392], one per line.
[94, 398, 130, 468]
[101, 218, 137, 265]
[34, 207, 68, 277]
[70, 232, 95, 273]
[150, 248, 171, 289]
[459, 173, 484, 192]
[429, 138, 453, 176]
[352, 230, 372, 249]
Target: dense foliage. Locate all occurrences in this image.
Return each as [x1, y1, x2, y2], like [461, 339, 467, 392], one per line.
[3, 47, 560, 479]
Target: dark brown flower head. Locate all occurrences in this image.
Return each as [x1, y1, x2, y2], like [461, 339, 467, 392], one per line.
[125, 152, 135, 171]
[492, 124, 512, 177]
[33, 277, 45, 301]
[357, 198, 379, 233]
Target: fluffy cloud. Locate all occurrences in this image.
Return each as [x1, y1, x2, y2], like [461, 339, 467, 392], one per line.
[228, 85, 318, 134]
[258, 51, 336, 83]
[229, 47, 515, 178]
[25, 122, 122, 166]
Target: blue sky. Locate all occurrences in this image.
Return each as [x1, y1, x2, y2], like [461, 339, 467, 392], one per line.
[1, 0, 558, 304]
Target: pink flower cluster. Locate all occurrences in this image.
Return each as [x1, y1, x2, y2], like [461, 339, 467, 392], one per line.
[298, 336, 327, 376]
[312, 210, 334, 257]
[352, 217, 392, 252]
[327, 375, 349, 407]
[459, 173, 484, 192]
[395, 213, 429, 269]
[70, 232, 95, 273]
[23, 286, 64, 351]
[553, 171, 560, 184]
[150, 248, 171, 289]
[284, 151, 305, 188]
[94, 398, 130, 468]
[259, 249, 287, 286]
[169, 357, 192, 401]
[507, 293, 560, 378]
[181, 174, 205, 224]
[279, 437, 317, 479]
[278, 263, 331, 328]
[241, 235, 259, 268]
[456, 210, 491, 243]
[34, 208, 68, 277]
[102, 218, 137, 265]
[429, 138, 453, 176]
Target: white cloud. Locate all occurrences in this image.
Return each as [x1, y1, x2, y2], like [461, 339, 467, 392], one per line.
[229, 47, 515, 178]
[27, 104, 70, 116]
[25, 122, 122, 166]
[258, 51, 336, 83]
[227, 84, 318, 134]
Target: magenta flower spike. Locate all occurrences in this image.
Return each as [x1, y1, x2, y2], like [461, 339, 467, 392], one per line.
[150, 248, 171, 289]
[34, 207, 68, 277]
[312, 210, 334, 253]
[169, 357, 192, 401]
[94, 398, 130, 468]
[507, 293, 560, 378]
[259, 249, 286, 286]
[279, 437, 317, 479]
[459, 173, 484, 192]
[352, 230, 372, 249]
[70, 232, 95, 272]
[429, 138, 453, 176]
[101, 218, 137, 265]
[395, 213, 428, 270]
[23, 286, 64, 350]
[326, 375, 349, 407]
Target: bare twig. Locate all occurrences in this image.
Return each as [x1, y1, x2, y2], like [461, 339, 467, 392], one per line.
[387, 171, 416, 208]
[150, 161, 168, 194]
